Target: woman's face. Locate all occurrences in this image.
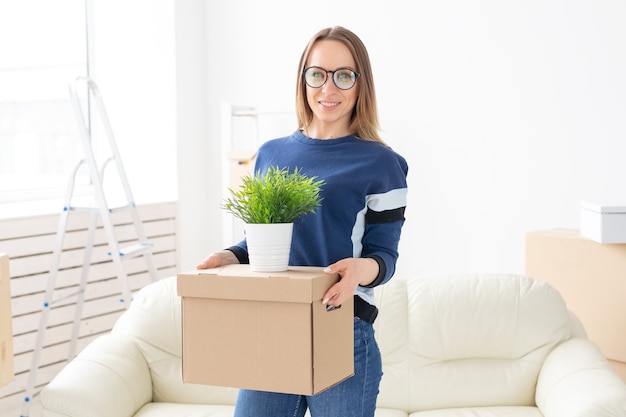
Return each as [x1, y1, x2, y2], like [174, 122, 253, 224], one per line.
[304, 40, 359, 137]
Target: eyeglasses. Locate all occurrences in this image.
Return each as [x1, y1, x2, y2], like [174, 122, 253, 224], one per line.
[302, 66, 360, 90]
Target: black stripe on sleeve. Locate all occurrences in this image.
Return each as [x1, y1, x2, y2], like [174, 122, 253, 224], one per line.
[365, 206, 406, 224]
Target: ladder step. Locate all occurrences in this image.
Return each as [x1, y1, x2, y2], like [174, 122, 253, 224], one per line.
[48, 289, 84, 306]
[108, 242, 153, 258]
[68, 201, 134, 213]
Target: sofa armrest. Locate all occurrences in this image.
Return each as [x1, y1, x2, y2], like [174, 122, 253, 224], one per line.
[41, 333, 153, 417]
[536, 337, 626, 417]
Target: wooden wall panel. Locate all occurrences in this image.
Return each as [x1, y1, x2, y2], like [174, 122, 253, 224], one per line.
[0, 202, 179, 413]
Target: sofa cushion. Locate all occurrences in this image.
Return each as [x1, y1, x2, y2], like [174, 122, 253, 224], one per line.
[409, 406, 544, 416]
[374, 274, 571, 412]
[133, 402, 235, 417]
[375, 405, 545, 417]
[376, 409, 410, 417]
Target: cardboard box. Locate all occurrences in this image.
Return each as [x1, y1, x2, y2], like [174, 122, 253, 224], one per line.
[525, 229, 626, 373]
[580, 200, 626, 243]
[177, 265, 354, 395]
[0, 253, 14, 388]
[609, 360, 626, 384]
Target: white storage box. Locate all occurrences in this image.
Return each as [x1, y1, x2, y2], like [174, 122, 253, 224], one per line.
[580, 201, 626, 243]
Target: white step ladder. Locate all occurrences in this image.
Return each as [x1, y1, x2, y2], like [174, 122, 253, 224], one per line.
[20, 77, 159, 417]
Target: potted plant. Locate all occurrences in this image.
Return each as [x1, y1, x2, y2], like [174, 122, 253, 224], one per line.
[223, 165, 325, 272]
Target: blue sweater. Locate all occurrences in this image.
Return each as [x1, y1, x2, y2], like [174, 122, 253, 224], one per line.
[230, 130, 409, 307]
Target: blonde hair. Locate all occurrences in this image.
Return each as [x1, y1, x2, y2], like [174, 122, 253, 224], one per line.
[295, 26, 384, 144]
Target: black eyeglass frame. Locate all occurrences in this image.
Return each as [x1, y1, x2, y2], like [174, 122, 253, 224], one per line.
[302, 66, 361, 90]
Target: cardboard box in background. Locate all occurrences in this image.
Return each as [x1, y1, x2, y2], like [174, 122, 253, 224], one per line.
[177, 265, 354, 395]
[525, 229, 626, 382]
[226, 150, 257, 245]
[580, 200, 626, 243]
[228, 150, 256, 190]
[1, 253, 15, 388]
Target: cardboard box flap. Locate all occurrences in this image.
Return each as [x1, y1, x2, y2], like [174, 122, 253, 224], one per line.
[178, 265, 337, 303]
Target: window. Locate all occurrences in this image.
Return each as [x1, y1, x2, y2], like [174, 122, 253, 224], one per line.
[0, 0, 88, 204]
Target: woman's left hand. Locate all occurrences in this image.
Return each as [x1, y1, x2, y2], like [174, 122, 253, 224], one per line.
[322, 258, 379, 308]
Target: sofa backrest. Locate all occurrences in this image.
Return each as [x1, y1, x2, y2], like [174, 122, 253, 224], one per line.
[373, 273, 572, 412]
[112, 276, 239, 405]
[111, 273, 573, 412]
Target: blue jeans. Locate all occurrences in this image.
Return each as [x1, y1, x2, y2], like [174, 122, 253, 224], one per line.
[234, 317, 383, 417]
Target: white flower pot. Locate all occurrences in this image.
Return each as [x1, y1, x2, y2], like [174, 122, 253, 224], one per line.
[245, 223, 294, 272]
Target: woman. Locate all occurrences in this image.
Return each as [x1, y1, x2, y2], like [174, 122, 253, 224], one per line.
[197, 26, 408, 417]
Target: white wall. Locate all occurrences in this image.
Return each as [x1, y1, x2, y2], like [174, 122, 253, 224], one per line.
[188, 0, 626, 278]
[84, 1, 626, 277]
[89, 0, 177, 205]
[174, 0, 213, 272]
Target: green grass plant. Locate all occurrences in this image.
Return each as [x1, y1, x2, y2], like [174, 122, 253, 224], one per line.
[223, 165, 324, 224]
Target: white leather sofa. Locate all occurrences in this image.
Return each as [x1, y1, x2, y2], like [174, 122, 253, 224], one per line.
[40, 273, 626, 417]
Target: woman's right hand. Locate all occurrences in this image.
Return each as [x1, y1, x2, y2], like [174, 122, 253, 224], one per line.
[195, 250, 239, 270]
